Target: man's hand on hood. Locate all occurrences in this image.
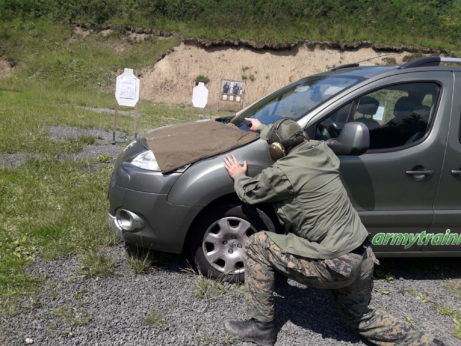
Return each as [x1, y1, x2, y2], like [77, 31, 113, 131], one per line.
[224, 154, 248, 179]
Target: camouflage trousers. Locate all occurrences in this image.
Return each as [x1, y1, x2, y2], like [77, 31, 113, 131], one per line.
[245, 232, 433, 346]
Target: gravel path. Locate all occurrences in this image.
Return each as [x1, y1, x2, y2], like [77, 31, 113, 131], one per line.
[0, 126, 129, 170]
[0, 153, 39, 170]
[1, 244, 460, 345]
[46, 126, 130, 161]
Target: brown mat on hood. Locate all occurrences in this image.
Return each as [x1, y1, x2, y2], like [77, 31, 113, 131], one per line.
[145, 120, 259, 173]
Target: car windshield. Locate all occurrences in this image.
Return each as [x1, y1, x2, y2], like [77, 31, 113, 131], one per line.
[235, 74, 364, 125]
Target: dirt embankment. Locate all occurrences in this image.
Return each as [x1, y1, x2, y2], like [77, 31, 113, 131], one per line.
[140, 41, 432, 110]
[0, 60, 13, 79]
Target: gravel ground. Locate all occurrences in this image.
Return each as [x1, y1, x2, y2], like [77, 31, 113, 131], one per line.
[0, 126, 129, 170]
[1, 245, 461, 346]
[0, 153, 39, 170]
[2, 126, 461, 345]
[46, 126, 130, 161]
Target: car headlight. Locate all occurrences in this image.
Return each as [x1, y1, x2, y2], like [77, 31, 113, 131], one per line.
[130, 150, 161, 171]
[130, 150, 190, 172]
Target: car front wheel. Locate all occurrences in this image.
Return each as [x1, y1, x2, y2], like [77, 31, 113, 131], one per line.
[190, 202, 276, 282]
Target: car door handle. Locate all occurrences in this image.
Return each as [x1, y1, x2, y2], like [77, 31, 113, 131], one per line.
[451, 170, 461, 176]
[405, 170, 433, 176]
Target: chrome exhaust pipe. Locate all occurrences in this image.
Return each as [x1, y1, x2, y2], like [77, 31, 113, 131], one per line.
[115, 209, 145, 232]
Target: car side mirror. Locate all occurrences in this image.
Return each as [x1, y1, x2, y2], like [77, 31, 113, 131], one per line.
[326, 122, 369, 155]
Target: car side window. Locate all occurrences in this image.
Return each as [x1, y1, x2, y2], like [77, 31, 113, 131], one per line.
[315, 82, 441, 150]
[315, 103, 351, 141]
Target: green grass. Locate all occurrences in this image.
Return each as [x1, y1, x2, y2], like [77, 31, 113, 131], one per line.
[145, 311, 164, 325]
[443, 280, 461, 339]
[196, 333, 237, 345]
[127, 252, 152, 274]
[0, 20, 181, 91]
[0, 20, 231, 313]
[1, 1, 460, 53]
[443, 280, 461, 302]
[0, 84, 214, 310]
[78, 251, 117, 278]
[0, 89, 225, 316]
[52, 306, 91, 327]
[194, 277, 227, 300]
[408, 289, 461, 340]
[0, 159, 114, 297]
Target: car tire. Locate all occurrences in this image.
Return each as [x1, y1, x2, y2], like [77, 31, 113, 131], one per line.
[190, 202, 276, 283]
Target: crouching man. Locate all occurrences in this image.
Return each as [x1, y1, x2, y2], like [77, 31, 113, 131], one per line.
[223, 118, 440, 346]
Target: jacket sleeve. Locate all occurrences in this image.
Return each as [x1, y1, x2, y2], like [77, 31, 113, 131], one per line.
[257, 123, 273, 141]
[233, 166, 294, 204]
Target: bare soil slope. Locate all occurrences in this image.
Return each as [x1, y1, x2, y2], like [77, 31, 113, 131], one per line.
[141, 43, 414, 110]
[0, 60, 12, 79]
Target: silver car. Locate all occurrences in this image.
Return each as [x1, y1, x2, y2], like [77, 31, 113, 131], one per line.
[108, 56, 461, 281]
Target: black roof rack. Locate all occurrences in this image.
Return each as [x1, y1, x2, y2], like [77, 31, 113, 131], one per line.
[330, 63, 359, 71]
[399, 56, 461, 69]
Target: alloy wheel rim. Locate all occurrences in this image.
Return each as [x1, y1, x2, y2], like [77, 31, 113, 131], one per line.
[202, 216, 256, 275]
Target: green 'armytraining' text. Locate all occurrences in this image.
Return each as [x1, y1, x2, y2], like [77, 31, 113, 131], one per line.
[372, 229, 461, 249]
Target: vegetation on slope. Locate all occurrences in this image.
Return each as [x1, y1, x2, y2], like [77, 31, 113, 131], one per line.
[0, 0, 460, 52]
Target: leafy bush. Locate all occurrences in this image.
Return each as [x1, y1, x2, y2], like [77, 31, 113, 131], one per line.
[195, 75, 209, 84]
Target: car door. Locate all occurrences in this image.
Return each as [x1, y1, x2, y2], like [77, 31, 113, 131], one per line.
[427, 71, 461, 255]
[306, 71, 453, 255]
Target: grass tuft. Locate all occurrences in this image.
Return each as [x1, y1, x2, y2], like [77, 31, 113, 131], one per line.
[145, 311, 163, 325]
[127, 253, 152, 275]
[443, 280, 461, 302]
[382, 57, 397, 65]
[78, 251, 116, 278]
[196, 334, 217, 344]
[408, 289, 461, 340]
[194, 276, 226, 300]
[196, 333, 237, 344]
[455, 324, 461, 340]
[374, 268, 395, 282]
[52, 306, 91, 327]
[180, 264, 198, 277]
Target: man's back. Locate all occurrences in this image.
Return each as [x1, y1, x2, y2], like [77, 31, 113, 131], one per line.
[269, 140, 368, 259]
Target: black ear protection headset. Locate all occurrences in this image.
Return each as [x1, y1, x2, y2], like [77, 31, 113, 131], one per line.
[267, 119, 305, 161]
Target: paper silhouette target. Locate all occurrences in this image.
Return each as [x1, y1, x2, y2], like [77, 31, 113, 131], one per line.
[221, 80, 244, 102]
[115, 68, 140, 107]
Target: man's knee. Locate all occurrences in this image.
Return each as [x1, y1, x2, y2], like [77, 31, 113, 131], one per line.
[245, 232, 274, 266]
[246, 231, 269, 251]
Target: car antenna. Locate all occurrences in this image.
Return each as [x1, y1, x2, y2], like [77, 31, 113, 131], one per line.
[329, 53, 399, 71]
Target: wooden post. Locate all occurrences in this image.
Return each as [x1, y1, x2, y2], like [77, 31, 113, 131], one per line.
[112, 104, 119, 145]
[133, 108, 139, 139]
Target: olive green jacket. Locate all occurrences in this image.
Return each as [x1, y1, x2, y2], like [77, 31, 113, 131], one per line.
[233, 126, 369, 259]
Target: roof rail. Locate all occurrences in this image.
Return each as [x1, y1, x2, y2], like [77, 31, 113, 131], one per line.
[399, 56, 461, 69]
[330, 63, 359, 71]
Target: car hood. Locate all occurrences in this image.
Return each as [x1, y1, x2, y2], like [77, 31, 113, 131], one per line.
[144, 120, 259, 173]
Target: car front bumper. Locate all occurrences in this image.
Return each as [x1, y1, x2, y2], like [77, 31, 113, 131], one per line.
[108, 181, 202, 254]
[108, 212, 124, 240]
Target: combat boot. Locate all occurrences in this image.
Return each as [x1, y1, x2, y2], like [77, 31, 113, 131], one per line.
[224, 318, 276, 346]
